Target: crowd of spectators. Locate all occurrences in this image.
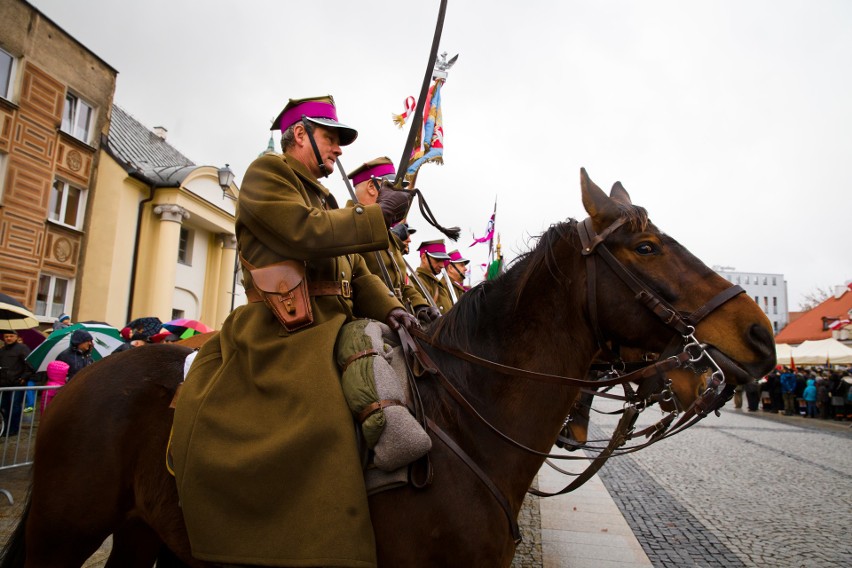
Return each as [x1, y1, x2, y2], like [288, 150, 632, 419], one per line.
[736, 366, 852, 421]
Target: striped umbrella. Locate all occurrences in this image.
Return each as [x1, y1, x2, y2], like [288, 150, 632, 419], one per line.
[25, 322, 124, 373]
[0, 292, 39, 331]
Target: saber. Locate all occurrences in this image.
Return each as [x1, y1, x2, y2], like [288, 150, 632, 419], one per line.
[393, 0, 449, 188]
[402, 256, 439, 310]
[441, 267, 458, 304]
[335, 158, 398, 299]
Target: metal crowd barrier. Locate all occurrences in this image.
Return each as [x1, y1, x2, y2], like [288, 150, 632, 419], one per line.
[0, 384, 62, 505]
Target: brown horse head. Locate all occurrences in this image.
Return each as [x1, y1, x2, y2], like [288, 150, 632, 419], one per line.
[579, 168, 776, 386]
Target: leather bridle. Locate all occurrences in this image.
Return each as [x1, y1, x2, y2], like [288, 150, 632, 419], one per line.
[396, 214, 749, 544]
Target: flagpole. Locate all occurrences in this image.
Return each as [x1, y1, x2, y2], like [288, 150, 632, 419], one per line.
[394, 0, 449, 187]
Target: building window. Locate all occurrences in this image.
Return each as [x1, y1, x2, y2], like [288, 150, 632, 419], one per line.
[61, 92, 94, 143]
[772, 297, 777, 314]
[0, 47, 14, 100]
[772, 277, 777, 286]
[35, 274, 72, 318]
[773, 321, 778, 333]
[178, 227, 194, 265]
[49, 179, 87, 229]
[744, 275, 750, 284]
[763, 277, 767, 285]
[737, 276, 741, 284]
[171, 308, 185, 320]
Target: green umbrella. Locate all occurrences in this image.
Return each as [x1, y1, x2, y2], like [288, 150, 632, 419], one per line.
[26, 323, 124, 373]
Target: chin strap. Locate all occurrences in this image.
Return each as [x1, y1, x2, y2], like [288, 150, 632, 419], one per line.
[302, 116, 330, 177]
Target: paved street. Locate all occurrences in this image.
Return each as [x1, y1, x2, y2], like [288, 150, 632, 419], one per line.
[589, 399, 852, 567]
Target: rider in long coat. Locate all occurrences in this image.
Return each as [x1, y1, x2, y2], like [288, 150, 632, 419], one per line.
[446, 249, 471, 300]
[171, 96, 415, 567]
[346, 157, 440, 324]
[414, 239, 454, 314]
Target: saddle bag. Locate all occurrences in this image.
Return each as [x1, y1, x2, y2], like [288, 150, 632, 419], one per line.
[243, 257, 313, 332]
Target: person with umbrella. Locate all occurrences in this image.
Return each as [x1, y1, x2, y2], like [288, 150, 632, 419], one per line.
[26, 323, 124, 374]
[0, 330, 34, 435]
[55, 330, 94, 381]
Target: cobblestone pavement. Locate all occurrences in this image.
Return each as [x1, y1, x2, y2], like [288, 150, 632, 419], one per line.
[590, 399, 852, 568]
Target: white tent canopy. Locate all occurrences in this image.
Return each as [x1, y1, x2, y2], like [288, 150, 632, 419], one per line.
[775, 343, 794, 366]
[790, 338, 852, 365]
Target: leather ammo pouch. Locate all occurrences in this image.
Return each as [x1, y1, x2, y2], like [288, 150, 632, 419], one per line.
[241, 255, 313, 332]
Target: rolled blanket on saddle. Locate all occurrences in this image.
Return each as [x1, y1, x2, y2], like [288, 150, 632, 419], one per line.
[336, 319, 431, 472]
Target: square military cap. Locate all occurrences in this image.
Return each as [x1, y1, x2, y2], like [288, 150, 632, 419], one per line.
[417, 239, 451, 260]
[447, 250, 470, 265]
[348, 157, 396, 185]
[271, 95, 358, 146]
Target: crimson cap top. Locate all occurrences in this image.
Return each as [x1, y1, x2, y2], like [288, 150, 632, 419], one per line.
[271, 95, 357, 146]
[348, 157, 395, 186]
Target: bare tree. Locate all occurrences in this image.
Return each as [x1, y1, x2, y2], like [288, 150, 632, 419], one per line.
[798, 287, 831, 311]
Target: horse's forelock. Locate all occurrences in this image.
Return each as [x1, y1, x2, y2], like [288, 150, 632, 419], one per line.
[617, 203, 650, 232]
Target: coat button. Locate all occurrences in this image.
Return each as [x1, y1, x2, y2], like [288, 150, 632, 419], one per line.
[355, 206, 364, 214]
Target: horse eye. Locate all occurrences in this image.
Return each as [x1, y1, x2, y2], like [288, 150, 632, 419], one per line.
[635, 242, 658, 255]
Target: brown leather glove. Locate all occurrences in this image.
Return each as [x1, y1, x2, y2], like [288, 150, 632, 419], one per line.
[415, 305, 441, 324]
[386, 308, 419, 331]
[376, 182, 413, 227]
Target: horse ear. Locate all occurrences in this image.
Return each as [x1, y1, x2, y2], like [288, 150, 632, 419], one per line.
[581, 168, 620, 224]
[610, 181, 632, 205]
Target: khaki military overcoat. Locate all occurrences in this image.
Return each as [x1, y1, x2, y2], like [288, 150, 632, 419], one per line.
[171, 153, 401, 567]
[415, 266, 454, 314]
[362, 231, 427, 312]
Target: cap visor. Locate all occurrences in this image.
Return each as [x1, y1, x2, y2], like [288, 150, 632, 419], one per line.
[425, 252, 451, 260]
[305, 117, 358, 146]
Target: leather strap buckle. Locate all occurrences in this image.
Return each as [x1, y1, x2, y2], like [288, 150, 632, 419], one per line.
[341, 280, 351, 299]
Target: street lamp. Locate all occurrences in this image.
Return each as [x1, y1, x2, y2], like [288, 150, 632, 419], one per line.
[218, 163, 235, 200]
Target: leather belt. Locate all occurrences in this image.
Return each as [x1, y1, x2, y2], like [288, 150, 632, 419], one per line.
[245, 280, 351, 303]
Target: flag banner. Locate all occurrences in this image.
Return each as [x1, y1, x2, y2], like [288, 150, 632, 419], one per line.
[405, 79, 445, 182]
[470, 214, 495, 247]
[392, 96, 417, 128]
[486, 258, 503, 281]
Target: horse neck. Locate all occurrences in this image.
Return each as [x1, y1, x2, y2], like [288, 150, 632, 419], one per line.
[429, 227, 597, 502]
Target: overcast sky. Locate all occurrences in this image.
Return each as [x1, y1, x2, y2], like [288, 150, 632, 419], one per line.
[31, 0, 852, 309]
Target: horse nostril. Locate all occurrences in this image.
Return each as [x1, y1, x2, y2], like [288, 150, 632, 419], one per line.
[748, 323, 773, 355]
[748, 323, 776, 374]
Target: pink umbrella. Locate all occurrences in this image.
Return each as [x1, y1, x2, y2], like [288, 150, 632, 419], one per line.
[162, 318, 213, 339]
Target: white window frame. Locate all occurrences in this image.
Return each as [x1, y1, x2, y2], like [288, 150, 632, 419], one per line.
[61, 91, 95, 144]
[35, 274, 75, 321]
[0, 47, 15, 101]
[48, 178, 88, 230]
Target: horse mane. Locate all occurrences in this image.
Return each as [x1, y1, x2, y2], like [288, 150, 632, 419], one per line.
[431, 202, 649, 352]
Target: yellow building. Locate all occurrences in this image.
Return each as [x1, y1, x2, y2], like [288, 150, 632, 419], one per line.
[80, 105, 242, 329]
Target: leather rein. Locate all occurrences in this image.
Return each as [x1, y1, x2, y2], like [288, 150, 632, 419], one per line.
[396, 214, 746, 544]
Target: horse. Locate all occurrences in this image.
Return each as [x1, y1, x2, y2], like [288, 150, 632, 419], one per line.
[0, 169, 776, 567]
